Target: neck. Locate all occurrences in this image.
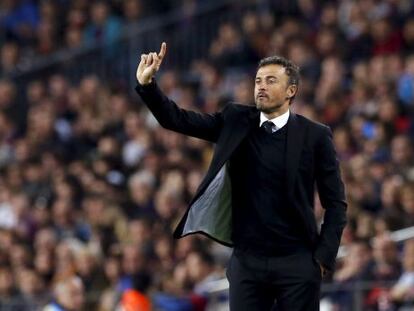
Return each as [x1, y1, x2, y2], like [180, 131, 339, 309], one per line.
[263, 106, 289, 120]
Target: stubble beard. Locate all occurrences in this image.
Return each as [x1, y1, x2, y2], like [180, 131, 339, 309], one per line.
[255, 98, 284, 114]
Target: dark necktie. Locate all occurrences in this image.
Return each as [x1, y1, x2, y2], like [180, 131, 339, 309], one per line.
[262, 120, 276, 134]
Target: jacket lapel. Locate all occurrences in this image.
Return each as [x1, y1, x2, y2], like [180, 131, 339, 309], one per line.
[286, 112, 306, 198]
[192, 109, 305, 204]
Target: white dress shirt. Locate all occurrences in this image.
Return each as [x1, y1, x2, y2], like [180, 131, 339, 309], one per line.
[259, 109, 290, 132]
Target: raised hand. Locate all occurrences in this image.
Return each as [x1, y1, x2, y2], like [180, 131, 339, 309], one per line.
[136, 42, 167, 85]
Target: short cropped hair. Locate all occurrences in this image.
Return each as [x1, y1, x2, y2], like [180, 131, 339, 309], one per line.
[258, 56, 300, 87]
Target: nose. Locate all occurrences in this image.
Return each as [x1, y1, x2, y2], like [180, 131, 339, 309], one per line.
[257, 82, 266, 91]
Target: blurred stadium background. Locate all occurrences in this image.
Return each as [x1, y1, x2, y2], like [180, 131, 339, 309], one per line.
[1, 0, 414, 310]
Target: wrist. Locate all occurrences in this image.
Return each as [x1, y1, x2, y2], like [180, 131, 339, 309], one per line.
[137, 77, 152, 85]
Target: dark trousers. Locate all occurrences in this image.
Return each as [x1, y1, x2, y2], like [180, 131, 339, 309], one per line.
[226, 248, 321, 311]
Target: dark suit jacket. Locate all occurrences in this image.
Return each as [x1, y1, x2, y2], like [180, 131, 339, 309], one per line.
[135, 81, 347, 271]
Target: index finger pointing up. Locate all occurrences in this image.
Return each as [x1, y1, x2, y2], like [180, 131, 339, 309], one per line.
[158, 42, 167, 60]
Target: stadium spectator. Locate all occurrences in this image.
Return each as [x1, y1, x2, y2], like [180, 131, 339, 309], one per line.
[389, 239, 414, 308]
[43, 276, 85, 311]
[185, 249, 223, 307]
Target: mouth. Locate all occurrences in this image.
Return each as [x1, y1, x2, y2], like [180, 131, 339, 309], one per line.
[257, 94, 268, 100]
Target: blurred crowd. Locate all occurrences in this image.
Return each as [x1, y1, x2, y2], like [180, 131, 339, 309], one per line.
[0, 0, 199, 75]
[1, 0, 414, 310]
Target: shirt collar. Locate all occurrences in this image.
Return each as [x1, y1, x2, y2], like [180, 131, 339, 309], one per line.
[259, 109, 290, 130]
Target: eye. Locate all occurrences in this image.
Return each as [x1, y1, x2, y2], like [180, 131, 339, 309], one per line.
[268, 78, 277, 84]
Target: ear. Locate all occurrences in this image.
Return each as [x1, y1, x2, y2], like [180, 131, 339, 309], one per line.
[286, 84, 298, 99]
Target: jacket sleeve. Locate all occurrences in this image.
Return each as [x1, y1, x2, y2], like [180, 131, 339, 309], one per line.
[135, 80, 224, 143]
[314, 126, 347, 272]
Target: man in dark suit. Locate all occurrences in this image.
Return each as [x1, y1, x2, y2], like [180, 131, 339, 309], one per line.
[135, 42, 347, 311]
